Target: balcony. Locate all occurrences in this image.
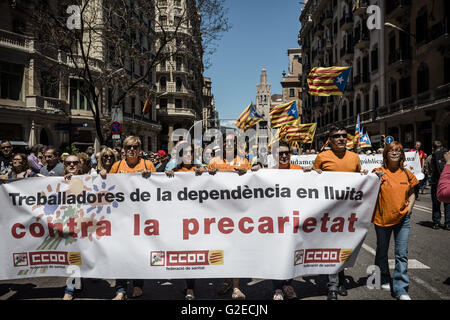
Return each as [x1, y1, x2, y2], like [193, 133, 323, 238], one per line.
[0, 29, 34, 53]
[340, 14, 353, 31]
[388, 47, 412, 66]
[417, 18, 449, 49]
[386, 0, 411, 19]
[340, 45, 354, 62]
[158, 107, 197, 119]
[354, 30, 370, 50]
[26, 96, 67, 112]
[354, 73, 370, 89]
[352, 0, 369, 16]
[314, 25, 324, 37]
[323, 11, 333, 25]
[376, 83, 450, 120]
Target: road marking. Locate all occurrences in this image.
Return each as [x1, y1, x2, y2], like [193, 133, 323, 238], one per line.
[414, 204, 432, 210]
[414, 207, 431, 213]
[411, 276, 450, 300]
[362, 243, 430, 269]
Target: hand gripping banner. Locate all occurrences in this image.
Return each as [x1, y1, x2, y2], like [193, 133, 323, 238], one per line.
[0, 171, 380, 280]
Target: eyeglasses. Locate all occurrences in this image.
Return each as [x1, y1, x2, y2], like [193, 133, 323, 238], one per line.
[330, 133, 347, 139]
[44, 154, 55, 159]
[388, 150, 402, 154]
[126, 144, 140, 150]
[102, 154, 114, 159]
[64, 161, 80, 166]
[12, 158, 23, 162]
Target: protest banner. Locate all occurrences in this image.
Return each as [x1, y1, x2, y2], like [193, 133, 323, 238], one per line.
[0, 171, 380, 280]
[269, 152, 424, 180]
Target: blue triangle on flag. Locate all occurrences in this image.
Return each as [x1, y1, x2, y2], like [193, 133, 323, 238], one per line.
[287, 101, 298, 119]
[249, 105, 262, 119]
[334, 67, 351, 94]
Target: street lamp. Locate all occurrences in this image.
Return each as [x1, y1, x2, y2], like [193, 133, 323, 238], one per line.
[384, 22, 416, 40]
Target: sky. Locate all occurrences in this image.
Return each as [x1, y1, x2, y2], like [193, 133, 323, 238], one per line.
[204, 0, 303, 127]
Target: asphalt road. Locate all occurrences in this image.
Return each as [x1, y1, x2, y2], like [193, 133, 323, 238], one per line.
[1, 187, 449, 301]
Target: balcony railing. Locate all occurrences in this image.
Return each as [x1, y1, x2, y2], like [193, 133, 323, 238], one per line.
[376, 83, 450, 119]
[386, 0, 411, 16]
[388, 47, 412, 65]
[26, 96, 67, 111]
[418, 18, 449, 47]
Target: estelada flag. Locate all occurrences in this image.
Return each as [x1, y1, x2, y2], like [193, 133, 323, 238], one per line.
[359, 133, 372, 148]
[142, 90, 152, 114]
[269, 100, 298, 128]
[280, 121, 317, 143]
[307, 66, 351, 96]
[235, 103, 263, 131]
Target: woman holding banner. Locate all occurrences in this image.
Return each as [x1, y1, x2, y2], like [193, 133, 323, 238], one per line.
[166, 142, 204, 299]
[372, 142, 418, 300]
[208, 133, 250, 300]
[100, 136, 155, 300]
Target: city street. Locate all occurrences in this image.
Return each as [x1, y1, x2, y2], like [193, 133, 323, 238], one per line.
[1, 187, 449, 301]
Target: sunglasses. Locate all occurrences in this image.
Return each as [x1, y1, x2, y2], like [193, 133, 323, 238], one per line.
[13, 158, 23, 162]
[126, 144, 140, 150]
[330, 133, 347, 139]
[278, 151, 290, 156]
[102, 154, 114, 159]
[64, 161, 80, 166]
[1, 146, 12, 149]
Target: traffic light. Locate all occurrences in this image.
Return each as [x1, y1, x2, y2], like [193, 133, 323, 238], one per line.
[381, 135, 386, 148]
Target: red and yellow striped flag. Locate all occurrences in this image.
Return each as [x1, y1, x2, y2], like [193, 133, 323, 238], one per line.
[280, 122, 317, 143]
[307, 66, 352, 96]
[235, 103, 262, 131]
[142, 90, 152, 114]
[269, 100, 299, 128]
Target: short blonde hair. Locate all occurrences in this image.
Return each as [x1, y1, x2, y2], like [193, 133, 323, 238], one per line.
[123, 136, 142, 149]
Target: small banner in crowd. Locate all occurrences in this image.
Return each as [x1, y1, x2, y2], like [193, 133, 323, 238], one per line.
[0, 171, 380, 280]
[267, 152, 424, 180]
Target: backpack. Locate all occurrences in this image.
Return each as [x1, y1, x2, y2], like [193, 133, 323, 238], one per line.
[432, 148, 448, 179]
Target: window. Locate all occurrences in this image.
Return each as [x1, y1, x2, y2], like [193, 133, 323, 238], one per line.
[160, 76, 166, 91]
[417, 63, 429, 93]
[356, 94, 361, 114]
[289, 89, 295, 97]
[371, 47, 378, 71]
[160, 15, 167, 26]
[389, 78, 397, 103]
[349, 101, 354, 117]
[160, 98, 167, 108]
[70, 79, 89, 110]
[0, 61, 23, 100]
[131, 97, 136, 116]
[399, 77, 411, 99]
[176, 78, 182, 92]
[373, 86, 379, 109]
[415, 7, 428, 44]
[364, 94, 369, 112]
[40, 71, 59, 98]
[175, 99, 182, 108]
[342, 102, 347, 119]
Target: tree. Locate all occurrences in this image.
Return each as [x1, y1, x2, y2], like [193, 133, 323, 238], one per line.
[30, 0, 229, 145]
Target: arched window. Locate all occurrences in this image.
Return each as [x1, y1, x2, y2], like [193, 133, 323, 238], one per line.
[342, 101, 348, 119]
[417, 63, 429, 93]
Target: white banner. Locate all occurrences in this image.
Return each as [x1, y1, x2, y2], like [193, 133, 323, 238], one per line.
[0, 171, 380, 280]
[268, 152, 424, 180]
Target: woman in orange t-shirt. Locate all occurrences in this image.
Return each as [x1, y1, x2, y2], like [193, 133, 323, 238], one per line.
[372, 142, 418, 300]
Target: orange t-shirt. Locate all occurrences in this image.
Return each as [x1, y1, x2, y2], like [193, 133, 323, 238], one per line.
[312, 150, 361, 172]
[208, 156, 251, 171]
[270, 163, 303, 170]
[372, 167, 418, 227]
[175, 166, 204, 172]
[109, 158, 156, 173]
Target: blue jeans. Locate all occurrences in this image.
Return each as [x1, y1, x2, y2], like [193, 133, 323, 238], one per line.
[374, 214, 411, 297]
[431, 184, 450, 225]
